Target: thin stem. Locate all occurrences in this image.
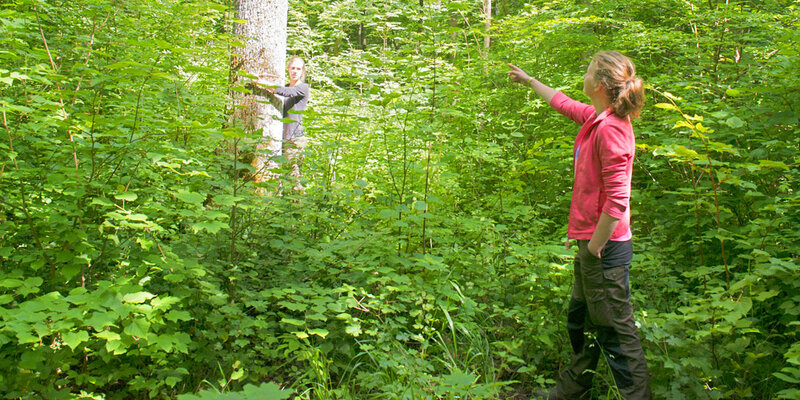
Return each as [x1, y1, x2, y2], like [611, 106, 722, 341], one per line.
[1, 103, 17, 169]
[34, 6, 79, 173]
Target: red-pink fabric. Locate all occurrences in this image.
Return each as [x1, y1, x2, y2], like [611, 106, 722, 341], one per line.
[550, 92, 635, 241]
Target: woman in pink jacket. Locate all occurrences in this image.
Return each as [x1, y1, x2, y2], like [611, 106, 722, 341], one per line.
[509, 51, 650, 399]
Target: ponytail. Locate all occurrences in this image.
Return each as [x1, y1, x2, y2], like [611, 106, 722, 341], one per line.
[591, 51, 645, 119]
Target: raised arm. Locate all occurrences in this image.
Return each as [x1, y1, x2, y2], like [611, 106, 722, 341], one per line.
[508, 64, 557, 104]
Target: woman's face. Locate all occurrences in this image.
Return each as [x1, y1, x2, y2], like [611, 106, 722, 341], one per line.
[582, 61, 600, 98]
[288, 59, 304, 84]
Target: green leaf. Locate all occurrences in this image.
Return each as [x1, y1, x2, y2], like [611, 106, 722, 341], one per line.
[0, 278, 24, 288]
[165, 310, 193, 322]
[442, 371, 477, 387]
[230, 369, 244, 381]
[725, 116, 745, 128]
[105, 338, 127, 355]
[124, 318, 151, 338]
[307, 328, 329, 338]
[85, 311, 119, 331]
[95, 330, 121, 341]
[191, 221, 229, 234]
[654, 103, 677, 111]
[153, 333, 175, 352]
[123, 292, 155, 304]
[774, 371, 800, 384]
[127, 213, 148, 222]
[755, 290, 779, 302]
[759, 160, 789, 170]
[277, 301, 307, 311]
[62, 330, 89, 351]
[292, 331, 309, 339]
[345, 323, 362, 337]
[241, 383, 292, 399]
[114, 192, 138, 202]
[175, 190, 205, 204]
[280, 318, 305, 327]
[10, 72, 29, 80]
[91, 197, 114, 207]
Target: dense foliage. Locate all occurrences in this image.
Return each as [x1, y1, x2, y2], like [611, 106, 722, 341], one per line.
[1, 0, 798, 399]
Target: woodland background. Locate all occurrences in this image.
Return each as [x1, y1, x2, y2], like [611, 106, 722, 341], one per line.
[0, 0, 798, 399]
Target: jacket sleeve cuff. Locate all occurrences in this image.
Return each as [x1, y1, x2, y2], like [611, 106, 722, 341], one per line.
[602, 202, 627, 220]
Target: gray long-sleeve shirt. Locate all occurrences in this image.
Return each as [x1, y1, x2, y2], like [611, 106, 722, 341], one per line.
[274, 82, 309, 141]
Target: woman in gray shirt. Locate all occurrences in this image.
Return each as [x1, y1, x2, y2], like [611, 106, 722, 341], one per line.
[265, 56, 309, 191]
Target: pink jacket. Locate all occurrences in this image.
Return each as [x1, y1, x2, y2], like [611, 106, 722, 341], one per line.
[550, 92, 635, 241]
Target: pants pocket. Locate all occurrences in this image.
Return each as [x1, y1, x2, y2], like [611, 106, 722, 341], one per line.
[578, 247, 608, 326]
[602, 266, 633, 320]
[585, 265, 631, 327]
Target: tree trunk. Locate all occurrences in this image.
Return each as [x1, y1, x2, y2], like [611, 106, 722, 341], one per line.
[232, 0, 288, 182]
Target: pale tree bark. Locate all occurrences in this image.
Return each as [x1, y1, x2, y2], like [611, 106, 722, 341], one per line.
[232, 0, 288, 182]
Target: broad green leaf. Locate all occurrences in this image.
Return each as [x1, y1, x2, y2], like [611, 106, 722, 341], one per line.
[0, 278, 24, 288]
[307, 328, 329, 338]
[165, 310, 192, 322]
[725, 116, 745, 128]
[291, 331, 309, 339]
[105, 338, 126, 355]
[127, 213, 149, 222]
[95, 330, 121, 341]
[166, 376, 181, 387]
[62, 330, 89, 351]
[442, 371, 477, 387]
[345, 323, 362, 337]
[191, 221, 230, 234]
[175, 190, 205, 204]
[280, 318, 305, 327]
[774, 372, 800, 384]
[123, 292, 155, 304]
[230, 369, 244, 381]
[85, 311, 119, 331]
[114, 192, 138, 202]
[123, 318, 150, 338]
[759, 160, 789, 170]
[91, 197, 114, 207]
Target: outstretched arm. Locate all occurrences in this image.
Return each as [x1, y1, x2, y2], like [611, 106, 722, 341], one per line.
[508, 64, 557, 104]
[274, 84, 308, 98]
[248, 79, 284, 111]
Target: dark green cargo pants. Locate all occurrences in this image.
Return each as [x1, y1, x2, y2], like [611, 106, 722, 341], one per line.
[551, 240, 651, 400]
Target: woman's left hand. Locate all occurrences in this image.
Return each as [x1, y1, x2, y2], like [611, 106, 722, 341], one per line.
[587, 240, 603, 259]
[507, 64, 532, 85]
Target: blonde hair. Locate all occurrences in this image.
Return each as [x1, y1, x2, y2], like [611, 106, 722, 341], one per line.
[591, 51, 644, 119]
